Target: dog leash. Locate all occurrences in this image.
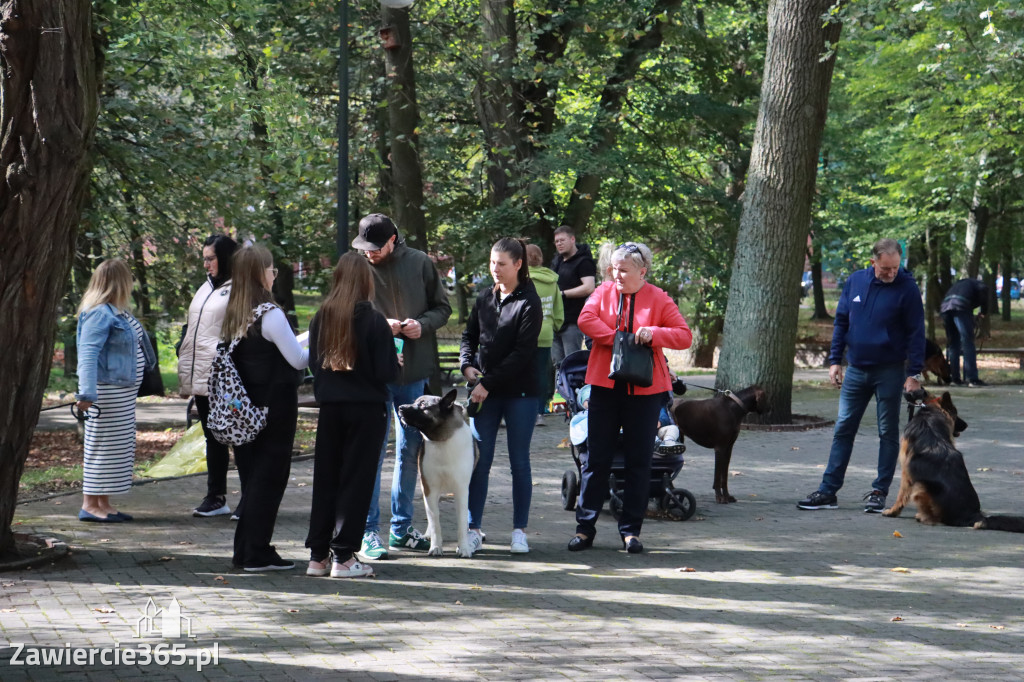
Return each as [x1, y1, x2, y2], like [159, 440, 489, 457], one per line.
[686, 384, 746, 409]
[39, 401, 102, 422]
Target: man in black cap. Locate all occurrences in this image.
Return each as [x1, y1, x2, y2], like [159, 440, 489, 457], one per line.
[351, 213, 452, 560]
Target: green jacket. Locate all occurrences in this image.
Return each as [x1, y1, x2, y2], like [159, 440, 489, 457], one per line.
[528, 265, 564, 348]
[370, 241, 452, 383]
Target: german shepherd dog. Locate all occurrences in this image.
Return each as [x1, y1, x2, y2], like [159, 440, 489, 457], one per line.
[923, 338, 952, 385]
[397, 389, 479, 557]
[670, 385, 768, 504]
[882, 389, 1024, 532]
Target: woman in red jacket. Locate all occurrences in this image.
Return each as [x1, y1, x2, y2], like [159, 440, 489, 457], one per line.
[568, 242, 692, 554]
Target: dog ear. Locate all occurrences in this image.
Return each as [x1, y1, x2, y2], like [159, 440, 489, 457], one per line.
[754, 386, 768, 413]
[440, 389, 458, 411]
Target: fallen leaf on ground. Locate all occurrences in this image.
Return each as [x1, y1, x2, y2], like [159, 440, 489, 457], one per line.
[98, 539, 112, 544]
[893, 531, 903, 538]
[977, 467, 992, 472]
[990, 625, 1006, 630]
[791, 447, 800, 450]
[956, 623, 969, 628]
[93, 607, 115, 613]
[677, 567, 696, 573]
[287, 609, 299, 613]
[296, 482, 307, 487]
[96, 619, 109, 624]
[454, 600, 463, 605]
[1, 608, 17, 613]
[159, 556, 174, 562]
[557, 438, 570, 449]
[754, 516, 764, 521]
[214, 575, 226, 581]
[891, 567, 911, 573]
[178, 541, 192, 545]
[891, 616, 904, 622]
[729, 470, 742, 476]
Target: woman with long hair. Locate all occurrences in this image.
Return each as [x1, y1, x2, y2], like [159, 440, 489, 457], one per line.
[177, 234, 238, 518]
[224, 245, 308, 572]
[460, 238, 543, 555]
[305, 252, 400, 578]
[75, 259, 157, 522]
[568, 241, 692, 554]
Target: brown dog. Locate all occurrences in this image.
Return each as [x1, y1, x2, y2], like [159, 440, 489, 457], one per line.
[670, 385, 767, 503]
[922, 338, 951, 385]
[883, 389, 1024, 532]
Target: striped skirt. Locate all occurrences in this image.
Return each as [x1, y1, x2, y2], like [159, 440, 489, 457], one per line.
[83, 333, 145, 495]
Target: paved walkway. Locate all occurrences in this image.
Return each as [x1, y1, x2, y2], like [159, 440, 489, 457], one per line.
[5, 380, 1024, 680]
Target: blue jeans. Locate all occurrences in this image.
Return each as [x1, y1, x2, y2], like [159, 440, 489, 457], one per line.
[468, 395, 536, 530]
[365, 379, 427, 536]
[942, 310, 978, 383]
[820, 363, 904, 497]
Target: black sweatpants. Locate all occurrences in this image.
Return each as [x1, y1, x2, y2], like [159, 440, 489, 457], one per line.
[195, 395, 231, 498]
[576, 385, 661, 539]
[232, 390, 298, 568]
[305, 401, 389, 564]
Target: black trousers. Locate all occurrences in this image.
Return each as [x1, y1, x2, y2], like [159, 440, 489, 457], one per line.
[305, 401, 389, 564]
[232, 390, 297, 567]
[195, 395, 230, 498]
[576, 385, 661, 539]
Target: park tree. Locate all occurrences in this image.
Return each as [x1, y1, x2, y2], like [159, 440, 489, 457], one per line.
[717, 0, 843, 423]
[0, 0, 98, 556]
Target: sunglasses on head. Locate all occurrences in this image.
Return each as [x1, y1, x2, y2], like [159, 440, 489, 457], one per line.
[619, 243, 640, 254]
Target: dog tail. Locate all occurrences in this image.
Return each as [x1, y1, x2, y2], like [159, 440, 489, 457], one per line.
[974, 515, 1024, 533]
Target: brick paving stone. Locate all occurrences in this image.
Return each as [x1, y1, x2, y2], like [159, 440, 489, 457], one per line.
[4, 376, 1024, 679]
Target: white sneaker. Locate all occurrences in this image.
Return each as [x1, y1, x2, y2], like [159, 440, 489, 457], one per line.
[510, 528, 530, 554]
[463, 529, 483, 555]
[330, 559, 375, 579]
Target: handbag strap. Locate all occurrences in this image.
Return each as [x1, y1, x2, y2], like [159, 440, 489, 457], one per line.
[615, 292, 637, 333]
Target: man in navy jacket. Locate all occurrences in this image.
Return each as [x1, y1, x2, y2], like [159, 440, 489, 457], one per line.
[798, 239, 925, 513]
[940, 278, 988, 387]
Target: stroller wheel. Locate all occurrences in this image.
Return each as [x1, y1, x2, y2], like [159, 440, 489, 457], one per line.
[561, 468, 579, 511]
[660, 489, 697, 521]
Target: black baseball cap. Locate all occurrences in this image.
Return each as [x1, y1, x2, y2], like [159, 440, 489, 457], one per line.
[352, 213, 398, 251]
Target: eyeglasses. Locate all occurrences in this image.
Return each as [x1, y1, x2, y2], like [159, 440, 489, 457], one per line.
[267, 267, 279, 278]
[202, 256, 217, 263]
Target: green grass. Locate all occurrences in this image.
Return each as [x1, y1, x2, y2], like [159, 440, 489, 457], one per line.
[18, 464, 83, 494]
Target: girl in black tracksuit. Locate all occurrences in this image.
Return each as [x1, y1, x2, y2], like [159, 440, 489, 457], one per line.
[305, 253, 400, 578]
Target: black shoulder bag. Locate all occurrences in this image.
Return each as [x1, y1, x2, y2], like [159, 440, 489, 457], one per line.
[608, 292, 654, 387]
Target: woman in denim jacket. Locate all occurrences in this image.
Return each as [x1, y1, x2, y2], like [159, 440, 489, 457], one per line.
[74, 259, 156, 523]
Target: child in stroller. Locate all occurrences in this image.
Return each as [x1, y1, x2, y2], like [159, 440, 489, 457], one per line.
[556, 349, 696, 521]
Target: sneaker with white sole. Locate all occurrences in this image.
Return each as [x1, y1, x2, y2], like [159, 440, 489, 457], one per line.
[460, 528, 483, 556]
[360, 531, 390, 560]
[863, 490, 886, 513]
[306, 557, 330, 577]
[193, 495, 231, 518]
[331, 559, 375, 578]
[796, 490, 838, 510]
[389, 527, 431, 551]
[510, 528, 530, 554]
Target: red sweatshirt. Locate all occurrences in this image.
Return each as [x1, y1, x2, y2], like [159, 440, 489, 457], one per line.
[577, 281, 693, 395]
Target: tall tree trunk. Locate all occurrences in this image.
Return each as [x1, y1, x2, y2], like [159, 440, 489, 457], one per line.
[383, 5, 429, 251]
[475, 0, 526, 209]
[126, 191, 164, 396]
[239, 49, 297, 330]
[808, 237, 831, 320]
[964, 150, 989, 279]
[561, 0, 683, 235]
[0, 0, 99, 556]
[717, 0, 843, 424]
[925, 226, 940, 340]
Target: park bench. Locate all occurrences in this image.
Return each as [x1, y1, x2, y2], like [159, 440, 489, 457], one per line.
[976, 348, 1024, 370]
[438, 350, 462, 382]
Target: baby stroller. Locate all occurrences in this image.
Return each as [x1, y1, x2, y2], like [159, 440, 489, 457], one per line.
[555, 349, 696, 521]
